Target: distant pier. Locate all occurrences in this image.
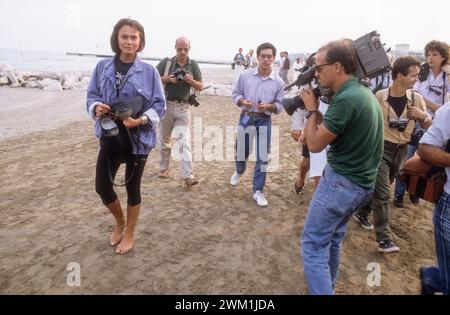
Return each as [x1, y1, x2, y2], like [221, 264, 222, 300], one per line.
[66, 52, 232, 65]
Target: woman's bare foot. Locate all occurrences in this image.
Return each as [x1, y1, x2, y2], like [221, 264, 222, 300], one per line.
[109, 221, 126, 247]
[115, 232, 134, 255]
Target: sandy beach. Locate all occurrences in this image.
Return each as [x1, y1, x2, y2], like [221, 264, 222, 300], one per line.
[0, 66, 438, 294]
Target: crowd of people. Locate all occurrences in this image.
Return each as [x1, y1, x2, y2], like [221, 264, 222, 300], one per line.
[86, 18, 450, 295]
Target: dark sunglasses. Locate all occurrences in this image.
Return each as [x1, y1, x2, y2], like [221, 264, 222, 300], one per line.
[315, 63, 332, 73]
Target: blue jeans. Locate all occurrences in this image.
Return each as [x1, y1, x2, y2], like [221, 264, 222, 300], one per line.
[421, 192, 450, 295]
[394, 144, 417, 198]
[301, 165, 373, 295]
[235, 113, 271, 194]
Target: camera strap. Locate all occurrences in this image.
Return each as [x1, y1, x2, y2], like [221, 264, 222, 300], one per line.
[162, 57, 174, 90]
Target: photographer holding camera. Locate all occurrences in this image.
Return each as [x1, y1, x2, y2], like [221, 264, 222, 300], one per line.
[354, 56, 431, 253]
[299, 40, 384, 295]
[156, 37, 203, 187]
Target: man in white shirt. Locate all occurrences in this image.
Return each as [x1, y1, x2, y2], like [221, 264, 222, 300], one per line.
[417, 103, 450, 295]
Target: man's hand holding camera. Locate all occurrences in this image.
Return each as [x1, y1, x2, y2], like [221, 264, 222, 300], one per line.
[165, 74, 178, 85]
[299, 88, 320, 112]
[183, 72, 196, 85]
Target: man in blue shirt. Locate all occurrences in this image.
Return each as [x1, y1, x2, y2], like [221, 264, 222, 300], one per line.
[231, 42, 285, 207]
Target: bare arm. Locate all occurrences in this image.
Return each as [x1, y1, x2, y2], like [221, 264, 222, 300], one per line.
[184, 74, 203, 92]
[305, 112, 337, 153]
[300, 88, 337, 152]
[423, 97, 441, 113]
[417, 144, 450, 167]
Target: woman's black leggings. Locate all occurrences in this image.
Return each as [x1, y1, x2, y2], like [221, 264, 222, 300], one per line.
[95, 149, 148, 206]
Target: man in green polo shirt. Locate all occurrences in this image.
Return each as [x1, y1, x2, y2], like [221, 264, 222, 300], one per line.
[299, 40, 384, 295]
[156, 36, 203, 187]
[354, 56, 431, 253]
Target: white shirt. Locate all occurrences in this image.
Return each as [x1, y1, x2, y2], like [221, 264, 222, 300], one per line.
[291, 109, 306, 131]
[293, 61, 304, 72]
[420, 103, 450, 194]
[415, 70, 450, 118]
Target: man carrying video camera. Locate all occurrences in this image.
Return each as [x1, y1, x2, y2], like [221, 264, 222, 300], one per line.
[156, 37, 203, 187]
[354, 56, 431, 253]
[299, 40, 384, 295]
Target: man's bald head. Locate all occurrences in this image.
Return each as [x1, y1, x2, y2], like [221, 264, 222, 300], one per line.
[175, 36, 191, 63]
[175, 37, 191, 48]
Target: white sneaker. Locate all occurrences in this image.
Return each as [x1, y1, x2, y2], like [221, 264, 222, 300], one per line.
[230, 171, 241, 186]
[253, 191, 268, 207]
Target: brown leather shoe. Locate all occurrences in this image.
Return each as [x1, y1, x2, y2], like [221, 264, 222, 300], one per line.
[185, 178, 199, 187]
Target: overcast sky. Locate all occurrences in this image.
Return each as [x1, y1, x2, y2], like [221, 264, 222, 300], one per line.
[1, 0, 449, 60]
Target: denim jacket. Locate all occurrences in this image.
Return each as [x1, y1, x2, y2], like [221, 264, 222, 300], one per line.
[87, 57, 166, 155]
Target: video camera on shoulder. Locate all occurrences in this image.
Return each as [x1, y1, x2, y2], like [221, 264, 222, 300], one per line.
[282, 30, 392, 116]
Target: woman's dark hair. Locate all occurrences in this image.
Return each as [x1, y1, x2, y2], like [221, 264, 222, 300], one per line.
[110, 18, 146, 54]
[392, 56, 421, 80]
[424, 40, 449, 66]
[257, 42, 277, 58]
[318, 40, 357, 75]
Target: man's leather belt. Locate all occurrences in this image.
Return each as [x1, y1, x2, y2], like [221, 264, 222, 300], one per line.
[243, 111, 269, 117]
[168, 99, 189, 104]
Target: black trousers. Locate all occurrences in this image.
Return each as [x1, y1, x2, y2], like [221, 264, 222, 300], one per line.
[95, 149, 148, 206]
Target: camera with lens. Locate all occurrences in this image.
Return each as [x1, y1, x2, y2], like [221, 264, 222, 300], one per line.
[388, 118, 409, 132]
[282, 30, 392, 116]
[172, 67, 190, 82]
[188, 93, 200, 107]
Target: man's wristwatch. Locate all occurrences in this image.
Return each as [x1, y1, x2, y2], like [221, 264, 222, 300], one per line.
[140, 115, 149, 126]
[305, 110, 318, 119]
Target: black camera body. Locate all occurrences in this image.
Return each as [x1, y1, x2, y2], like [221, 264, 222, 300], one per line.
[282, 31, 392, 116]
[172, 67, 191, 82]
[388, 118, 409, 132]
[188, 94, 200, 107]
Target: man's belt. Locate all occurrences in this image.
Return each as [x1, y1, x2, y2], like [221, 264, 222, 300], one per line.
[242, 111, 270, 117]
[167, 99, 189, 104]
[384, 141, 407, 150]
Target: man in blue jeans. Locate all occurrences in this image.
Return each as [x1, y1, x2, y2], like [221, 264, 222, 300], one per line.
[230, 42, 285, 207]
[417, 103, 450, 295]
[299, 40, 384, 294]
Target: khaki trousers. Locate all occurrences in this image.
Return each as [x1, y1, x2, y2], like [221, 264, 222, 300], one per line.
[159, 101, 193, 179]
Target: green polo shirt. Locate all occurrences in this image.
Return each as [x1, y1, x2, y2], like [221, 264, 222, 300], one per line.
[322, 78, 384, 189]
[156, 57, 202, 101]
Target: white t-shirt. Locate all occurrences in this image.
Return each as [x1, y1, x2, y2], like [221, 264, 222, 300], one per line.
[419, 102, 450, 194]
[293, 62, 304, 72]
[415, 70, 450, 118]
[291, 108, 306, 131]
